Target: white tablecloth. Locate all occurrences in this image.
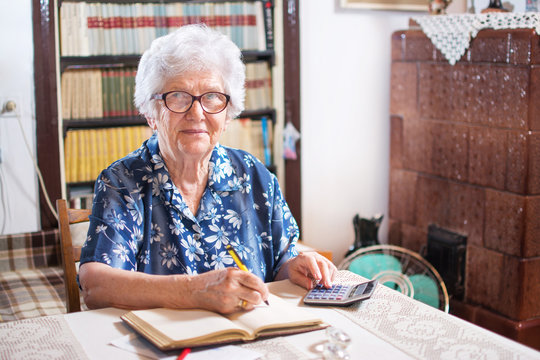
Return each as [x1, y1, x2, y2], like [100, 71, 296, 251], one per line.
[1, 271, 539, 359]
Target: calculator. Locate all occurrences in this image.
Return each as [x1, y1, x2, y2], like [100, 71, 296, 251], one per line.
[303, 279, 378, 306]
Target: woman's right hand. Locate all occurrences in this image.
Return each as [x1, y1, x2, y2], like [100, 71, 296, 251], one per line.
[79, 262, 268, 314]
[190, 268, 270, 314]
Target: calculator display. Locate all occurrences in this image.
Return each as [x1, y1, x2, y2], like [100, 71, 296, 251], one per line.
[303, 279, 378, 306]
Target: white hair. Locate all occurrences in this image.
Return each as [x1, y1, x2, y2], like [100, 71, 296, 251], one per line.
[134, 24, 245, 119]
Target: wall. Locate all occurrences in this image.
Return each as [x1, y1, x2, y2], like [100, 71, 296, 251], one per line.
[299, 1, 414, 264]
[0, 0, 40, 235]
[298, 0, 524, 264]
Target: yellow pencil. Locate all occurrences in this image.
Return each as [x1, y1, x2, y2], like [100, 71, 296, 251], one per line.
[226, 244, 269, 305]
[226, 244, 249, 271]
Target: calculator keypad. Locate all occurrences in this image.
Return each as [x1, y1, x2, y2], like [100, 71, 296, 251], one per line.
[303, 279, 378, 306]
[305, 284, 352, 301]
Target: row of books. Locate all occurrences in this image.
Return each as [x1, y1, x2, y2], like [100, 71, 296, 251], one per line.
[61, 62, 272, 120]
[59, 1, 271, 56]
[220, 117, 273, 167]
[245, 61, 272, 110]
[61, 67, 137, 120]
[68, 188, 94, 210]
[64, 118, 271, 184]
[64, 125, 153, 183]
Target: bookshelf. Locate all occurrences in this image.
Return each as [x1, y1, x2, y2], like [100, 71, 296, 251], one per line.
[60, 0, 279, 207]
[33, 0, 301, 229]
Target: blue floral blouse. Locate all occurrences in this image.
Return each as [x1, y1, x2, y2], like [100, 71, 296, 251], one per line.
[80, 133, 299, 282]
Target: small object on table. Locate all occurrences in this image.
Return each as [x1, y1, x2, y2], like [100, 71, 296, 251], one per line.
[323, 342, 350, 360]
[177, 347, 191, 360]
[326, 327, 351, 348]
[429, 0, 452, 14]
[481, 0, 508, 12]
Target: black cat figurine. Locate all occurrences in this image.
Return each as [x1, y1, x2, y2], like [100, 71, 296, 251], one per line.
[345, 214, 383, 258]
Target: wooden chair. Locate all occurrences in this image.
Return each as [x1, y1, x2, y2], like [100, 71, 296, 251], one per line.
[56, 199, 92, 313]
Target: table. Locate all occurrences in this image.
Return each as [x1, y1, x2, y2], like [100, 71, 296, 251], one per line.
[1, 271, 539, 359]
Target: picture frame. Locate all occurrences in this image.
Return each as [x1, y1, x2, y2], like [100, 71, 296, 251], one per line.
[340, 0, 428, 11]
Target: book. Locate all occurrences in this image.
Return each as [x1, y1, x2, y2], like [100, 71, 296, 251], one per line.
[260, 116, 271, 166]
[101, 69, 111, 117]
[255, 1, 266, 51]
[95, 128, 108, 179]
[64, 130, 76, 183]
[88, 129, 99, 180]
[60, 71, 72, 119]
[107, 127, 119, 165]
[263, 0, 274, 50]
[252, 117, 273, 164]
[121, 293, 325, 351]
[75, 129, 86, 182]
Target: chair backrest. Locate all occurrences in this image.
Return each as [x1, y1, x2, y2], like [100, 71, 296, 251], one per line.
[56, 199, 92, 313]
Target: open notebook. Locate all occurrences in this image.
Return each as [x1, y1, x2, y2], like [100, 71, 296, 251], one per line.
[121, 293, 326, 351]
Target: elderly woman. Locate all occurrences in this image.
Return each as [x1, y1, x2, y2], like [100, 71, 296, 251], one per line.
[79, 24, 336, 314]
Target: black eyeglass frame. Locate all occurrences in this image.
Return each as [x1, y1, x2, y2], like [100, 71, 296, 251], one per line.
[151, 91, 231, 114]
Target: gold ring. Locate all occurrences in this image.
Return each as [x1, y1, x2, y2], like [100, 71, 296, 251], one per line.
[239, 299, 247, 309]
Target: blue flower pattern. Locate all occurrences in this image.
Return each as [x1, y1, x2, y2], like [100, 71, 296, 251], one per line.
[80, 133, 299, 282]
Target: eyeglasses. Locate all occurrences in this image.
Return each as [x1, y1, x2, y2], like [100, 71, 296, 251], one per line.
[151, 91, 230, 114]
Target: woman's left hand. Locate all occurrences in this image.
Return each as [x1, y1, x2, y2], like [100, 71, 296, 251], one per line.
[278, 252, 337, 289]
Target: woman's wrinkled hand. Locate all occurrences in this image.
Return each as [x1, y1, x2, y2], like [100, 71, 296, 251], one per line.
[280, 252, 337, 290]
[191, 268, 269, 314]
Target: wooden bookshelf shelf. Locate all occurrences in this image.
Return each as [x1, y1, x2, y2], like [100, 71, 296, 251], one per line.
[239, 108, 276, 121]
[60, 50, 275, 73]
[60, 55, 141, 72]
[63, 115, 147, 132]
[242, 49, 275, 64]
[63, 111, 274, 132]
